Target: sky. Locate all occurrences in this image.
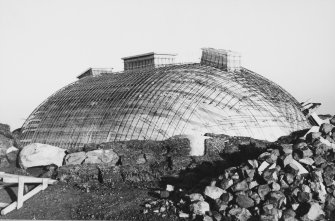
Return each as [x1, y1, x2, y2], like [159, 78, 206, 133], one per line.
[0, 0, 334, 130]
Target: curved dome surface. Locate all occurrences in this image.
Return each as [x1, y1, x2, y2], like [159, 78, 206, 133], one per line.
[20, 63, 310, 149]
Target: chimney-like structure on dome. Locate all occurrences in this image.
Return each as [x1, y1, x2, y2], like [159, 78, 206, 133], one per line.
[122, 52, 177, 71]
[201, 48, 241, 71]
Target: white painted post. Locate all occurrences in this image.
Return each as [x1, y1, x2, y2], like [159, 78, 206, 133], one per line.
[17, 176, 24, 209]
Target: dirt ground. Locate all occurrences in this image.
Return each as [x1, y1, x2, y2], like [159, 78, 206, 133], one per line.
[0, 167, 177, 220]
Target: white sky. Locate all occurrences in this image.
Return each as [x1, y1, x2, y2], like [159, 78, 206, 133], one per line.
[1, 0, 335, 130]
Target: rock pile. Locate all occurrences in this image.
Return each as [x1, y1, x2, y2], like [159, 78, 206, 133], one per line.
[144, 123, 335, 220]
[0, 123, 20, 167]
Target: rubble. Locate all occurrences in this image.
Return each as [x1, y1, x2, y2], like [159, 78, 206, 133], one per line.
[142, 120, 335, 220]
[0, 123, 15, 164]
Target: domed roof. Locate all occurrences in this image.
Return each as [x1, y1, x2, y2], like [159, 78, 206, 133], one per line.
[20, 63, 310, 150]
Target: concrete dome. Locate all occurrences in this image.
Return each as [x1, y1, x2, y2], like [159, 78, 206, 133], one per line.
[20, 63, 310, 150]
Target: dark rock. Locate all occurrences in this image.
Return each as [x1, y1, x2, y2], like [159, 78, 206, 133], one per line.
[295, 202, 311, 217]
[297, 191, 311, 203]
[281, 209, 296, 221]
[219, 178, 233, 190]
[220, 192, 231, 204]
[6, 147, 19, 163]
[83, 143, 99, 152]
[0, 134, 14, 158]
[41, 164, 58, 179]
[0, 123, 10, 134]
[330, 116, 335, 126]
[160, 190, 169, 199]
[212, 211, 222, 221]
[11, 128, 23, 148]
[236, 194, 254, 208]
[0, 157, 10, 168]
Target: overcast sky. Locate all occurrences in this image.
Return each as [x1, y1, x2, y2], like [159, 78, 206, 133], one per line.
[1, 0, 334, 130]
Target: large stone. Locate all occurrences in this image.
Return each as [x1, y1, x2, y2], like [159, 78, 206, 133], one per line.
[65, 151, 86, 165]
[83, 149, 119, 165]
[19, 143, 66, 168]
[236, 194, 254, 208]
[303, 202, 324, 220]
[6, 146, 19, 163]
[204, 186, 224, 200]
[189, 201, 210, 215]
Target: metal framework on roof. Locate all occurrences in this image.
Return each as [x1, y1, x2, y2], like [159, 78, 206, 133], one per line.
[20, 63, 310, 151]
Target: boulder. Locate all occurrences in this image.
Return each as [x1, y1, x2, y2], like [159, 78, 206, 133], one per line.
[19, 143, 66, 169]
[65, 151, 86, 165]
[83, 149, 119, 165]
[236, 194, 254, 208]
[6, 146, 19, 163]
[302, 202, 324, 220]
